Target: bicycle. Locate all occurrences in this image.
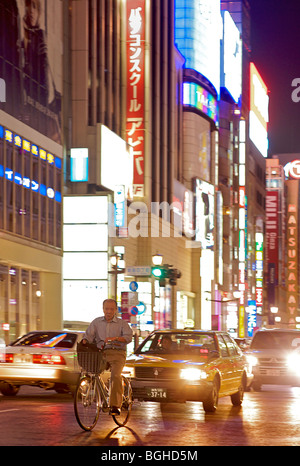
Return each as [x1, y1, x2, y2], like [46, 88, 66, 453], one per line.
[74, 346, 133, 431]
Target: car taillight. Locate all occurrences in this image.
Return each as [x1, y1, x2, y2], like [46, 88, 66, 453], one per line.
[5, 354, 13, 363]
[33, 354, 66, 365]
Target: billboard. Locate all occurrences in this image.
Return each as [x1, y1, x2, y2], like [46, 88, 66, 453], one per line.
[266, 191, 279, 305]
[126, 0, 146, 197]
[175, 0, 222, 96]
[249, 63, 269, 158]
[194, 178, 214, 249]
[0, 0, 62, 145]
[63, 196, 109, 323]
[286, 181, 299, 325]
[183, 82, 218, 124]
[220, 11, 242, 104]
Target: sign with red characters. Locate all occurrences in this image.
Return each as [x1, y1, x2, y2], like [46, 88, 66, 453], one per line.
[286, 181, 299, 324]
[126, 0, 146, 197]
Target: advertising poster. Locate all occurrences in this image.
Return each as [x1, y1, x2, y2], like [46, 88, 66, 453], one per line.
[0, 0, 62, 145]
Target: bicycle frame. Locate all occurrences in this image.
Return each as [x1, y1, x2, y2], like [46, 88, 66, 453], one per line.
[74, 367, 133, 431]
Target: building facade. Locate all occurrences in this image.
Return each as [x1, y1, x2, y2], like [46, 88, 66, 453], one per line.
[0, 0, 63, 342]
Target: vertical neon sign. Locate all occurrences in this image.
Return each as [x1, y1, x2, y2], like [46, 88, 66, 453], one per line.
[126, 0, 145, 197]
[238, 120, 246, 337]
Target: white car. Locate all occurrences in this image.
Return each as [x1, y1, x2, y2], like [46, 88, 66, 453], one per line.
[0, 330, 83, 396]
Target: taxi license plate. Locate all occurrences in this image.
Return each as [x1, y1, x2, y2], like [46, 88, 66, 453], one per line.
[266, 369, 280, 376]
[146, 388, 167, 399]
[14, 354, 32, 363]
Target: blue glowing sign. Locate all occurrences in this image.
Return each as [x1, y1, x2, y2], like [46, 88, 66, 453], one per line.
[0, 165, 61, 202]
[175, 0, 222, 96]
[247, 300, 257, 337]
[70, 148, 89, 182]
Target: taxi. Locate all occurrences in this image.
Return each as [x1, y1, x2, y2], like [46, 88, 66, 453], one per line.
[124, 329, 248, 412]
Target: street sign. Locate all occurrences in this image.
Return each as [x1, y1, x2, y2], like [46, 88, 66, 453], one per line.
[126, 266, 151, 276]
[130, 306, 139, 316]
[129, 281, 138, 292]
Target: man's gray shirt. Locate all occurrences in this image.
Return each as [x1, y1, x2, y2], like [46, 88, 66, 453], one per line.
[83, 315, 133, 350]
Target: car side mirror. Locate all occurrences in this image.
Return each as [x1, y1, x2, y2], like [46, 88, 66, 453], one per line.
[208, 350, 219, 360]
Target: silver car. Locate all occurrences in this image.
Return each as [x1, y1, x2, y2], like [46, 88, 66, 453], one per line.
[0, 330, 83, 395]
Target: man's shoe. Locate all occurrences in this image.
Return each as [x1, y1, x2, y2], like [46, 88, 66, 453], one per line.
[109, 406, 121, 416]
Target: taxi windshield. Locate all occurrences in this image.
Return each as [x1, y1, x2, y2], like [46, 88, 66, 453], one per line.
[251, 331, 300, 350]
[11, 332, 77, 348]
[136, 332, 217, 355]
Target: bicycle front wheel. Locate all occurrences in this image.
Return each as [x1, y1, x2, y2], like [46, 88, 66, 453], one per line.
[112, 375, 133, 427]
[74, 375, 101, 431]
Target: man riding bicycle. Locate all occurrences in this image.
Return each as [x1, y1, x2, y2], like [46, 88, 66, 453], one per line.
[82, 298, 133, 416]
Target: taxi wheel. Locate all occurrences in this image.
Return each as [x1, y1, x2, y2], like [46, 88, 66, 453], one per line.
[203, 377, 219, 413]
[231, 373, 246, 406]
[0, 382, 20, 396]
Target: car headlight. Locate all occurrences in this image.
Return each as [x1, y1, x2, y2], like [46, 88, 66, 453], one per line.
[122, 366, 135, 378]
[287, 353, 300, 372]
[246, 355, 258, 367]
[180, 368, 207, 381]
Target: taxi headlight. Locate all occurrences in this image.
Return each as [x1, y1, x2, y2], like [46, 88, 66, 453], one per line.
[246, 355, 258, 367]
[180, 368, 207, 381]
[287, 354, 300, 372]
[122, 366, 135, 378]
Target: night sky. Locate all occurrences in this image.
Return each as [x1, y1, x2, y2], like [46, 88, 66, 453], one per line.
[249, 0, 300, 156]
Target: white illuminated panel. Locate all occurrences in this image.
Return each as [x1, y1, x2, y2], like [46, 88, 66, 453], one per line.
[63, 224, 108, 252]
[63, 280, 108, 323]
[175, 0, 222, 95]
[101, 125, 133, 198]
[63, 196, 108, 224]
[249, 63, 269, 158]
[63, 194, 109, 324]
[70, 148, 88, 182]
[63, 252, 108, 280]
[221, 11, 242, 103]
[249, 110, 269, 158]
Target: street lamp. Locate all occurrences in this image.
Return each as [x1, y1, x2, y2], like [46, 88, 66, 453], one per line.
[152, 253, 163, 266]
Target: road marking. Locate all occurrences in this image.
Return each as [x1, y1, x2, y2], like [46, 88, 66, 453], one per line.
[0, 409, 19, 414]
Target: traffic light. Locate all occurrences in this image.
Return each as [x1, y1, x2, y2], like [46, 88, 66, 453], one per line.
[151, 266, 182, 287]
[168, 268, 182, 286]
[151, 266, 168, 286]
[151, 266, 164, 278]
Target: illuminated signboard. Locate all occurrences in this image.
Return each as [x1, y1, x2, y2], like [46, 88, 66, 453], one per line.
[249, 63, 269, 158]
[126, 0, 146, 197]
[175, 0, 222, 96]
[284, 160, 300, 179]
[221, 11, 242, 104]
[100, 125, 133, 199]
[255, 232, 264, 309]
[286, 181, 299, 324]
[183, 82, 218, 123]
[238, 120, 246, 337]
[0, 125, 62, 202]
[70, 148, 89, 182]
[266, 192, 278, 305]
[194, 178, 214, 249]
[63, 196, 109, 323]
[247, 300, 257, 337]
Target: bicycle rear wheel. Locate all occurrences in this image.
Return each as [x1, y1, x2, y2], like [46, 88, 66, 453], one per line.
[74, 375, 101, 431]
[112, 375, 133, 427]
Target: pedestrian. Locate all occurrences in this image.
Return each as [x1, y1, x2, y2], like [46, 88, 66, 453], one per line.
[82, 298, 133, 416]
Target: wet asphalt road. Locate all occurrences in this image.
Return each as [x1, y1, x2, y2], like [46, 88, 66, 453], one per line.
[1, 384, 300, 447]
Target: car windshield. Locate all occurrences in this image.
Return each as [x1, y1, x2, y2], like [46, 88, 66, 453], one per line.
[136, 332, 217, 355]
[251, 332, 300, 350]
[11, 332, 77, 349]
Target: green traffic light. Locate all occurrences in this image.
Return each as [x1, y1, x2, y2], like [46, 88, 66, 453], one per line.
[152, 267, 163, 278]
